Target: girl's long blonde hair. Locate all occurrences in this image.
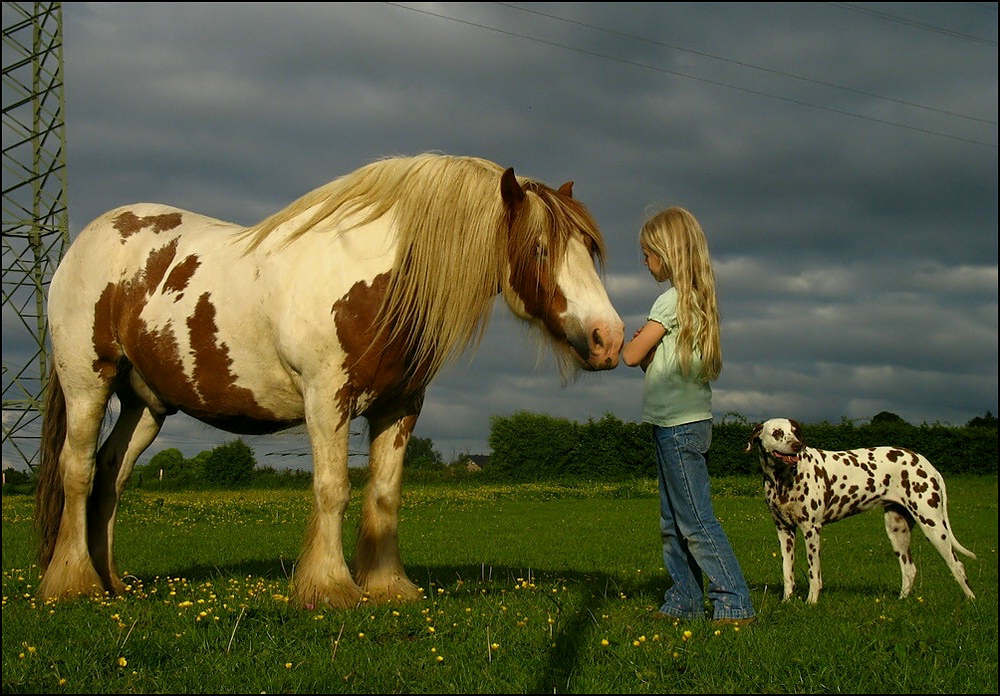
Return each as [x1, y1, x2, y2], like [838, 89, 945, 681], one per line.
[639, 206, 722, 381]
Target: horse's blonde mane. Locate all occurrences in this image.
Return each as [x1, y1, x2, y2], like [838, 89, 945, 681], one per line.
[241, 153, 605, 381]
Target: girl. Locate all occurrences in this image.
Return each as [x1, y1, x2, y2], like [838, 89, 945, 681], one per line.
[622, 206, 756, 626]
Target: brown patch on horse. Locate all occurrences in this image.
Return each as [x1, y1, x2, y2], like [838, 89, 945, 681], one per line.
[90, 240, 283, 432]
[393, 412, 418, 450]
[89, 239, 180, 380]
[112, 210, 183, 241]
[332, 274, 431, 425]
[186, 293, 281, 421]
[163, 254, 201, 297]
[91, 284, 122, 382]
[504, 184, 573, 345]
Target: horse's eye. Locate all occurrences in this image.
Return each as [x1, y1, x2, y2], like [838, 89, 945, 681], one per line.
[535, 243, 549, 260]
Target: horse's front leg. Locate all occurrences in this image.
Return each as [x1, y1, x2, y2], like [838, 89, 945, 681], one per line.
[293, 394, 361, 609]
[354, 401, 424, 603]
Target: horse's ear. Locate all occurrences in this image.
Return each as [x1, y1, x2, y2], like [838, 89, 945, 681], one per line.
[500, 167, 525, 210]
[558, 181, 574, 198]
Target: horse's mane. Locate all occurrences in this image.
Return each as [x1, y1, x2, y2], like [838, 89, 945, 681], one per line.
[241, 153, 606, 380]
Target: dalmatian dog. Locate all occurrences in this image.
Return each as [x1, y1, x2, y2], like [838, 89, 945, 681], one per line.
[745, 418, 976, 604]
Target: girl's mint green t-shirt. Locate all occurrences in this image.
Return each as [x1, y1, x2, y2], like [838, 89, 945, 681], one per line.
[642, 287, 713, 427]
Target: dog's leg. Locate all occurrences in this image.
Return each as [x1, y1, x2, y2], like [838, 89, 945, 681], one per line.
[776, 524, 797, 600]
[911, 511, 977, 600]
[883, 503, 916, 598]
[802, 525, 823, 604]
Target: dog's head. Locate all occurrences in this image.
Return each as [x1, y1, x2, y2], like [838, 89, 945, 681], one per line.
[746, 418, 805, 467]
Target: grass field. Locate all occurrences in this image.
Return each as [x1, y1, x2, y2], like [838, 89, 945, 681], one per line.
[2, 475, 997, 694]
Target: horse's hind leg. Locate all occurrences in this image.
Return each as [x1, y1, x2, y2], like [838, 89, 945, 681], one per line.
[88, 381, 165, 593]
[354, 404, 423, 603]
[883, 503, 916, 598]
[38, 382, 113, 599]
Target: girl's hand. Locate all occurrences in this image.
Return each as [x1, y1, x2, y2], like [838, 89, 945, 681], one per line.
[623, 320, 666, 368]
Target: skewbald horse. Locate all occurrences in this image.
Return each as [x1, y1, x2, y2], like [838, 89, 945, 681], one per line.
[35, 153, 624, 608]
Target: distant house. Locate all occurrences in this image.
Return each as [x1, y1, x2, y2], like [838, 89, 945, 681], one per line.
[460, 454, 490, 473]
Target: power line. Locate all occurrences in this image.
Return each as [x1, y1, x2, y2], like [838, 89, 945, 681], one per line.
[499, 2, 996, 127]
[384, 3, 996, 150]
[827, 2, 998, 46]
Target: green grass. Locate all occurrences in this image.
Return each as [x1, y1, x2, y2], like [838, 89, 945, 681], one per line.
[3, 475, 997, 694]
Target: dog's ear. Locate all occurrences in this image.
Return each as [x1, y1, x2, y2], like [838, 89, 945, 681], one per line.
[745, 423, 763, 453]
[789, 419, 805, 445]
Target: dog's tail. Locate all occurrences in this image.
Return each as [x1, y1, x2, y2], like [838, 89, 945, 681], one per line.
[942, 494, 976, 559]
[951, 535, 976, 560]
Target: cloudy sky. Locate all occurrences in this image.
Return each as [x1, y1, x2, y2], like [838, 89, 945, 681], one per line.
[3, 2, 997, 469]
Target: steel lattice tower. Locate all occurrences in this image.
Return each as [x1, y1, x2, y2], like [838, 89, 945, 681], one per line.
[2, 2, 69, 471]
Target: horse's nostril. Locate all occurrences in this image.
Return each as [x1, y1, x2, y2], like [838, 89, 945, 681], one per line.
[592, 328, 604, 348]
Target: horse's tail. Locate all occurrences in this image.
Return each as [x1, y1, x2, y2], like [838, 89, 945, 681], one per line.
[35, 367, 67, 570]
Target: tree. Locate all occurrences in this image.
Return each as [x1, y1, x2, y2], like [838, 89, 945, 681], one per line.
[144, 448, 185, 479]
[871, 411, 906, 425]
[201, 439, 257, 486]
[966, 411, 998, 429]
[404, 436, 444, 470]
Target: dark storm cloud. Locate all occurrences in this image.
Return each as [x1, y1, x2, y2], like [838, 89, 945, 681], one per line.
[2, 2, 995, 469]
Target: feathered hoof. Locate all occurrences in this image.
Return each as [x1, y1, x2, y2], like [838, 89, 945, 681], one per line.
[359, 572, 424, 604]
[291, 578, 365, 610]
[38, 558, 106, 601]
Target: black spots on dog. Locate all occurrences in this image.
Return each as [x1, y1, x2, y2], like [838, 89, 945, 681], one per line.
[915, 466, 929, 479]
[925, 491, 941, 509]
[881, 473, 892, 488]
[900, 468, 912, 498]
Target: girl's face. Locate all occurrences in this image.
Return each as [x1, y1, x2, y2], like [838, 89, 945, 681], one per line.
[642, 247, 670, 283]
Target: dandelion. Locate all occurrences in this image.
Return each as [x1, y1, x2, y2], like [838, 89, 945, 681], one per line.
[714, 629, 722, 636]
[285, 663, 293, 669]
[117, 657, 127, 668]
[436, 655, 444, 663]
[682, 630, 692, 641]
[600, 639, 610, 647]
[58, 678, 67, 686]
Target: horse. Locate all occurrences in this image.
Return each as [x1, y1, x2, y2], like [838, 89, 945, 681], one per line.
[34, 153, 625, 608]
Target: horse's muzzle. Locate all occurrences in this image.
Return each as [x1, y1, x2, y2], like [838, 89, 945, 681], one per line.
[576, 319, 624, 370]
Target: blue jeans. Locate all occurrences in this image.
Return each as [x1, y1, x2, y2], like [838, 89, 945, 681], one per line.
[654, 419, 755, 620]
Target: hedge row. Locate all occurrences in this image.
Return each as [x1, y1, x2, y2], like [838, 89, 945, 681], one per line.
[487, 411, 998, 479]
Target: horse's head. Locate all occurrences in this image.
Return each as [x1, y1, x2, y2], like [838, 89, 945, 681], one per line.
[499, 168, 624, 373]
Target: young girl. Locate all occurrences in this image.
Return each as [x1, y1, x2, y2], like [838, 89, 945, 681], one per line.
[622, 206, 756, 626]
